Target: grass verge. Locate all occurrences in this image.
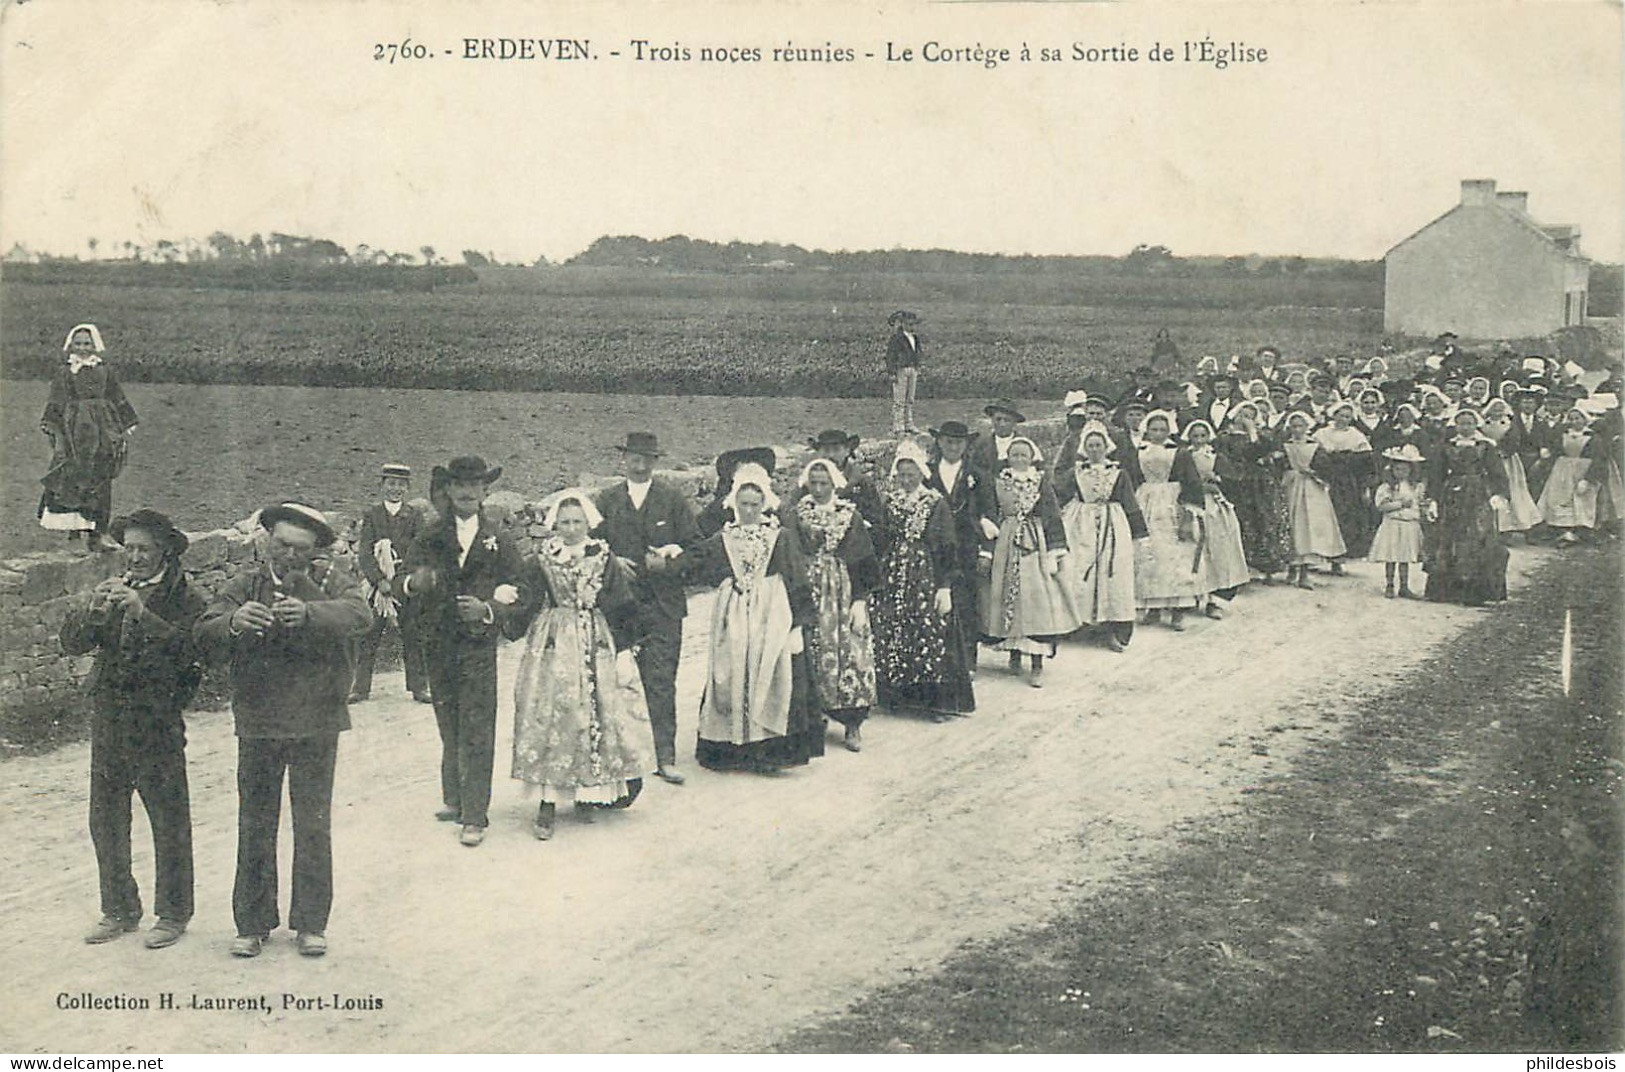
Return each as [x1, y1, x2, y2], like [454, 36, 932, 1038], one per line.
[777, 545, 1623, 1053]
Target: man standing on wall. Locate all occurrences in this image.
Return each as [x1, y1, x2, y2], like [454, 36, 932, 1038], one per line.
[196, 502, 371, 958]
[62, 509, 205, 950]
[594, 432, 697, 786]
[886, 310, 925, 436]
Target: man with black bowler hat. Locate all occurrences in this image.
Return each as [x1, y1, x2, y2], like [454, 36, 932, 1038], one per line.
[62, 508, 205, 950]
[196, 501, 371, 959]
[593, 432, 698, 784]
[401, 456, 530, 847]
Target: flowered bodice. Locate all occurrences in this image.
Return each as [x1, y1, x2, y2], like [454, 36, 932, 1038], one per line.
[1139, 442, 1177, 482]
[795, 496, 856, 556]
[884, 485, 944, 543]
[995, 468, 1042, 520]
[539, 537, 608, 610]
[1073, 463, 1119, 504]
[721, 518, 779, 592]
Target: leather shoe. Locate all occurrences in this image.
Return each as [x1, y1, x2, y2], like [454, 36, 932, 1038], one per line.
[347, 691, 369, 704]
[843, 725, 863, 753]
[459, 824, 486, 847]
[1106, 635, 1127, 653]
[144, 920, 186, 950]
[412, 691, 433, 704]
[84, 916, 138, 944]
[435, 807, 460, 822]
[230, 934, 265, 958]
[297, 932, 327, 957]
[656, 766, 686, 786]
[533, 803, 556, 840]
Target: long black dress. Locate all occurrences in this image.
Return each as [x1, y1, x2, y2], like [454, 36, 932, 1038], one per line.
[1424, 438, 1510, 606]
[871, 485, 976, 716]
[39, 362, 138, 533]
[1216, 427, 1293, 575]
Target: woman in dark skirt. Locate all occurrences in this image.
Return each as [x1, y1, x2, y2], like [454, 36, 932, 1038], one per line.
[1216, 402, 1293, 583]
[786, 458, 880, 752]
[871, 441, 976, 721]
[39, 323, 139, 551]
[689, 463, 825, 773]
[1424, 409, 1511, 606]
[1310, 401, 1378, 566]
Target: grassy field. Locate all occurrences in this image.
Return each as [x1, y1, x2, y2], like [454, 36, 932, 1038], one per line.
[1, 267, 1385, 397]
[778, 546, 1623, 1053]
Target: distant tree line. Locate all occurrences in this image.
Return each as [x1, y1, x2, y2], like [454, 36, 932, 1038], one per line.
[3, 232, 528, 270]
[565, 234, 1389, 280]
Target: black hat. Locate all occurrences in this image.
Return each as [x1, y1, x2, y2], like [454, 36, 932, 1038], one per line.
[614, 432, 663, 457]
[1256, 345, 1280, 358]
[109, 508, 188, 558]
[887, 310, 920, 326]
[1266, 380, 1291, 395]
[983, 399, 1026, 422]
[929, 420, 975, 439]
[714, 446, 777, 485]
[809, 429, 860, 451]
[1086, 392, 1116, 410]
[380, 462, 412, 479]
[258, 502, 337, 548]
[443, 455, 503, 484]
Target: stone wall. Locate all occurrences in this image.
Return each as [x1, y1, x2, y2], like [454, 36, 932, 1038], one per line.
[0, 418, 1063, 755]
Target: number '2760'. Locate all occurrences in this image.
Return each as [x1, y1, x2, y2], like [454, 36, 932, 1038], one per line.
[374, 39, 431, 63]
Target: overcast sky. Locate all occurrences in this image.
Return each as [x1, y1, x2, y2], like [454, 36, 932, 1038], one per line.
[3, 0, 1620, 265]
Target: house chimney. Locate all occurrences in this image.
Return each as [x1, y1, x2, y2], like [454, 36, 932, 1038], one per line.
[1496, 191, 1529, 214]
[1460, 178, 1497, 206]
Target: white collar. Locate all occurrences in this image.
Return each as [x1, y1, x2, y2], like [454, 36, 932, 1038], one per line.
[454, 513, 481, 542]
[383, 500, 402, 516]
[68, 354, 103, 374]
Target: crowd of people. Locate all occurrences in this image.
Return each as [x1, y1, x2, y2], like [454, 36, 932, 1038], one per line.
[48, 319, 1623, 962]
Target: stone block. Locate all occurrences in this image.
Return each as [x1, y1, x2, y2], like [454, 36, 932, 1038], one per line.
[183, 532, 227, 570]
[0, 569, 24, 594]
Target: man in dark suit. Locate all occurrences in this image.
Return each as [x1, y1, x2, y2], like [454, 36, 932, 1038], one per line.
[62, 509, 205, 950]
[885, 310, 925, 436]
[350, 462, 429, 704]
[401, 457, 530, 847]
[924, 421, 991, 676]
[968, 400, 1025, 476]
[196, 502, 371, 958]
[593, 432, 698, 785]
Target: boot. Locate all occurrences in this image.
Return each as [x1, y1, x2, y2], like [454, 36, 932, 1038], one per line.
[1007, 651, 1022, 674]
[1168, 609, 1187, 632]
[844, 724, 863, 753]
[1028, 656, 1044, 688]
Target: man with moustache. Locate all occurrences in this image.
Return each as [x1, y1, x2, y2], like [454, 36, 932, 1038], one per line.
[62, 509, 205, 950]
[196, 502, 371, 958]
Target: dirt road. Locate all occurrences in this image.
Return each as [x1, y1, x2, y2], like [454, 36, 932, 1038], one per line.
[0, 550, 1554, 1053]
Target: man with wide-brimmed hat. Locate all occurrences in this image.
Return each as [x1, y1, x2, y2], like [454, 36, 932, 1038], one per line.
[802, 428, 881, 525]
[593, 433, 699, 785]
[196, 501, 371, 958]
[885, 310, 925, 436]
[350, 463, 430, 705]
[924, 420, 990, 682]
[400, 457, 531, 846]
[969, 399, 1026, 476]
[62, 508, 205, 950]
[697, 446, 779, 537]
